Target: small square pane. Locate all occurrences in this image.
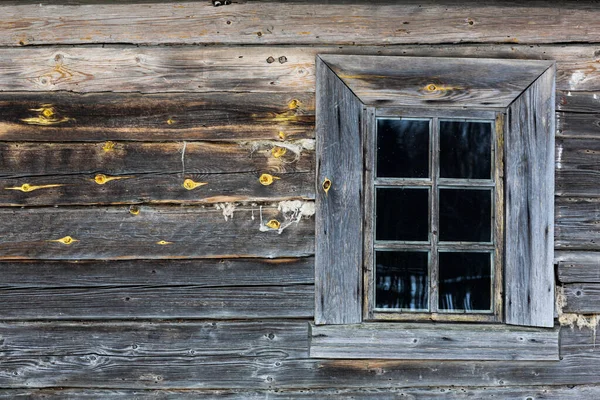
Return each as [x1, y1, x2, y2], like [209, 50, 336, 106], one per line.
[439, 188, 491, 242]
[439, 252, 492, 312]
[376, 188, 429, 241]
[375, 251, 429, 311]
[377, 118, 430, 178]
[440, 120, 492, 179]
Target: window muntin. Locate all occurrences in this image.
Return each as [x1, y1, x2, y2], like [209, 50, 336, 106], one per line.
[368, 115, 502, 322]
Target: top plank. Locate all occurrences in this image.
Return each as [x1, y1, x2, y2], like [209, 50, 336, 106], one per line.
[1, 1, 600, 46]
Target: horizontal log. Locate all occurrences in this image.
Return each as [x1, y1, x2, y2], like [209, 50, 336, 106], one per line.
[0, 204, 315, 260]
[0, 92, 314, 142]
[309, 323, 559, 361]
[1, 324, 600, 389]
[557, 111, 600, 138]
[555, 197, 600, 250]
[4, 386, 600, 400]
[0, 45, 598, 98]
[0, 141, 314, 205]
[559, 261, 600, 284]
[562, 283, 600, 313]
[0, 285, 313, 320]
[0, 257, 313, 287]
[556, 138, 600, 197]
[1, 2, 599, 46]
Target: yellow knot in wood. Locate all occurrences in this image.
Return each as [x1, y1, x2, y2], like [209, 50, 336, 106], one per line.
[266, 219, 281, 230]
[42, 108, 55, 118]
[288, 99, 301, 109]
[271, 146, 287, 158]
[102, 141, 115, 152]
[167, 118, 175, 125]
[5, 183, 64, 192]
[425, 83, 437, 92]
[17, 183, 31, 192]
[278, 131, 286, 140]
[156, 240, 172, 245]
[93, 174, 128, 185]
[322, 177, 332, 194]
[259, 173, 280, 186]
[129, 205, 140, 215]
[21, 105, 72, 126]
[50, 236, 78, 245]
[183, 179, 208, 190]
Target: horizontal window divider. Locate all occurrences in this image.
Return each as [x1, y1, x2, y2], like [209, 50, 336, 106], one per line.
[437, 243, 495, 251]
[375, 107, 500, 119]
[370, 311, 498, 323]
[437, 179, 495, 187]
[309, 322, 560, 361]
[374, 242, 431, 250]
[374, 178, 431, 187]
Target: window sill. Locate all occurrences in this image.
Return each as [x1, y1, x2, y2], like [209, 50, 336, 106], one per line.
[309, 322, 559, 361]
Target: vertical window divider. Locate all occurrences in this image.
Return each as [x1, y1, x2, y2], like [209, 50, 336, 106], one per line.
[430, 118, 440, 313]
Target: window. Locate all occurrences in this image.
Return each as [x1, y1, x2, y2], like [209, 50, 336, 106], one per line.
[311, 55, 558, 361]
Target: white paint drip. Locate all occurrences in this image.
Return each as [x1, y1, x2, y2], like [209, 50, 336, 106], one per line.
[569, 71, 586, 89]
[180, 141, 187, 176]
[275, 200, 315, 234]
[215, 203, 235, 221]
[556, 143, 563, 169]
[243, 139, 315, 162]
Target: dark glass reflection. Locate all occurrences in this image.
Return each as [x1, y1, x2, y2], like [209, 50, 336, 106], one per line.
[377, 119, 430, 178]
[440, 120, 492, 179]
[439, 189, 491, 242]
[376, 251, 429, 310]
[376, 188, 429, 241]
[439, 252, 492, 312]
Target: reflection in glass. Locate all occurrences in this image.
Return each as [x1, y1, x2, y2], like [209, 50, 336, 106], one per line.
[377, 118, 430, 178]
[439, 189, 491, 242]
[440, 120, 492, 179]
[376, 188, 429, 241]
[439, 252, 492, 312]
[376, 251, 429, 310]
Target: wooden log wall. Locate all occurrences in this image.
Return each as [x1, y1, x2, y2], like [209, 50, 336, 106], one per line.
[1, 1, 600, 397]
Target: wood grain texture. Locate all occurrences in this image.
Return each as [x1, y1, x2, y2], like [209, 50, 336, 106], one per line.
[562, 283, 600, 313]
[309, 323, 559, 361]
[556, 137, 600, 197]
[314, 56, 363, 325]
[0, 92, 314, 142]
[0, 257, 314, 287]
[505, 65, 555, 328]
[2, 324, 600, 389]
[0, 141, 314, 205]
[0, 204, 314, 260]
[2, 2, 600, 46]
[557, 112, 600, 139]
[321, 54, 552, 108]
[558, 261, 600, 283]
[556, 198, 600, 250]
[0, 45, 598, 98]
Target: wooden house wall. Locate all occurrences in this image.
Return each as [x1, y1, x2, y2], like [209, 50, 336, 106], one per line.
[0, 1, 600, 398]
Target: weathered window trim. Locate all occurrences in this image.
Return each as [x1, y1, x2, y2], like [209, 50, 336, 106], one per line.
[313, 55, 557, 361]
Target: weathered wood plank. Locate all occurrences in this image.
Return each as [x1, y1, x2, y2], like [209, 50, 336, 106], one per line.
[0, 257, 313, 288]
[0, 45, 597, 98]
[0, 204, 315, 260]
[2, 325, 600, 389]
[0, 285, 313, 320]
[505, 65, 555, 327]
[0, 141, 314, 205]
[556, 137, 600, 197]
[559, 261, 600, 283]
[1, 2, 600, 46]
[309, 323, 559, 361]
[562, 283, 600, 313]
[0, 92, 314, 142]
[556, 197, 600, 250]
[557, 112, 600, 138]
[314, 56, 363, 325]
[4, 386, 600, 399]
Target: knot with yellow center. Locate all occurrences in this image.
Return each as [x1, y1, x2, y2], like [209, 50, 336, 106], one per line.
[265, 219, 281, 230]
[271, 146, 287, 158]
[183, 179, 208, 190]
[259, 173, 280, 186]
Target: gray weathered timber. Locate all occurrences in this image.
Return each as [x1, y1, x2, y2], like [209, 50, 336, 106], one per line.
[309, 323, 559, 361]
[556, 137, 600, 197]
[0, 45, 598, 98]
[320, 55, 552, 109]
[558, 112, 600, 139]
[0, 258, 313, 287]
[558, 261, 600, 283]
[0, 205, 314, 260]
[314, 56, 363, 325]
[555, 198, 600, 250]
[2, 2, 600, 46]
[0, 324, 600, 389]
[0, 285, 313, 320]
[505, 65, 555, 328]
[0, 141, 314, 205]
[0, 92, 314, 142]
[562, 283, 600, 313]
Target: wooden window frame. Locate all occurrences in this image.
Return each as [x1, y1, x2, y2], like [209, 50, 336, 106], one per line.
[312, 55, 558, 361]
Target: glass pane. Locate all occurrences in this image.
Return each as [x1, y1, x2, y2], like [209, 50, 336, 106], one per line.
[439, 252, 492, 312]
[377, 118, 430, 178]
[375, 251, 429, 310]
[440, 120, 492, 179]
[376, 188, 429, 241]
[439, 188, 491, 242]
